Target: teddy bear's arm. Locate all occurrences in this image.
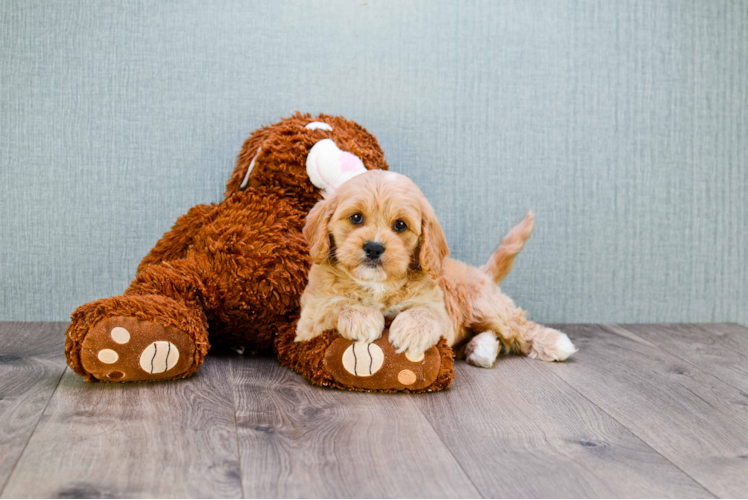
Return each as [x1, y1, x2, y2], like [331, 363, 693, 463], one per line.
[137, 203, 219, 273]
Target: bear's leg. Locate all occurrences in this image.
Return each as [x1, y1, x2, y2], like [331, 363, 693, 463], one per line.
[65, 257, 215, 382]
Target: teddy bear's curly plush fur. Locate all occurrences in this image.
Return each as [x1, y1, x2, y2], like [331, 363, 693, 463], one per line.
[64, 113, 455, 391]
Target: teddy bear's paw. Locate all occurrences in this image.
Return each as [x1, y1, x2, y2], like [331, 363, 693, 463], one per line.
[323, 329, 443, 392]
[79, 316, 198, 382]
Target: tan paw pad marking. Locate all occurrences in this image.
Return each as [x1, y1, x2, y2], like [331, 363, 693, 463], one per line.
[97, 349, 119, 364]
[397, 369, 417, 386]
[405, 350, 424, 362]
[139, 341, 180, 374]
[342, 342, 384, 377]
[110, 327, 130, 344]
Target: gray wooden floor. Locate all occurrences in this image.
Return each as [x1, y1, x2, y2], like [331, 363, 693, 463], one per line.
[1, 323, 748, 498]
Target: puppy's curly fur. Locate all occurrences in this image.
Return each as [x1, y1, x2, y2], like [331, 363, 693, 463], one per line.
[296, 170, 577, 367]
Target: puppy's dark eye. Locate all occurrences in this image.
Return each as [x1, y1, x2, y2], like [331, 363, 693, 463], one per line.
[393, 220, 407, 233]
[349, 213, 363, 225]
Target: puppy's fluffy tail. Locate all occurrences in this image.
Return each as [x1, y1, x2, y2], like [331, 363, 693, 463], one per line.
[480, 212, 535, 284]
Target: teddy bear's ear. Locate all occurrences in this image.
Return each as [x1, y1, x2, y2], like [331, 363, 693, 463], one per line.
[304, 196, 338, 264]
[224, 126, 272, 197]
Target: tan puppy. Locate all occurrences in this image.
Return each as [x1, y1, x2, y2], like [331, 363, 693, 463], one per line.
[295, 170, 576, 367]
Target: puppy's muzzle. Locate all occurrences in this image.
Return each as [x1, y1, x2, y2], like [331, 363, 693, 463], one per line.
[363, 241, 385, 263]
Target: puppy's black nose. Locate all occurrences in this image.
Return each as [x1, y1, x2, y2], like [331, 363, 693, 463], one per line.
[363, 241, 385, 260]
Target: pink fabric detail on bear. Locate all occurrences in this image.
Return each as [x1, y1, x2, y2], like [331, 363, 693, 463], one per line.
[340, 151, 365, 173]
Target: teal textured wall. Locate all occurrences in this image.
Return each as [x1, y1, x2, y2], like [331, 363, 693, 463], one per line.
[1, 0, 746, 325]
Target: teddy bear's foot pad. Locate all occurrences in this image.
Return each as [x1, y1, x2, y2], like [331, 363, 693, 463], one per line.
[323, 331, 441, 391]
[80, 316, 196, 382]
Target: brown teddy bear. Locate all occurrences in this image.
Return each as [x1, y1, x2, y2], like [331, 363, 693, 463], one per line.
[65, 113, 455, 392]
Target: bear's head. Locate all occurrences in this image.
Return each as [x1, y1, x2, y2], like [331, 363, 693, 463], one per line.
[225, 113, 389, 210]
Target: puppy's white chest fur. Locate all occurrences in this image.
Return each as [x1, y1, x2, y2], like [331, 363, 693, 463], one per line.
[383, 305, 405, 321]
[355, 279, 389, 295]
[354, 279, 406, 319]
[359, 298, 403, 321]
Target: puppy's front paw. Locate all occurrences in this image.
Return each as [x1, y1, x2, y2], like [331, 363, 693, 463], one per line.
[389, 309, 443, 357]
[295, 315, 322, 342]
[337, 306, 385, 343]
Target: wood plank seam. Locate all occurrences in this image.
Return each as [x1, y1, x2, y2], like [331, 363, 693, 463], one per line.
[617, 323, 748, 396]
[413, 354, 715, 498]
[0, 366, 67, 497]
[412, 401, 486, 499]
[229, 358, 246, 499]
[539, 356, 719, 498]
[230, 355, 482, 498]
[552, 323, 748, 497]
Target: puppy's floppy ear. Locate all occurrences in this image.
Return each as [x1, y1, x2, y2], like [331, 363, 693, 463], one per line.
[418, 200, 450, 279]
[304, 196, 337, 264]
